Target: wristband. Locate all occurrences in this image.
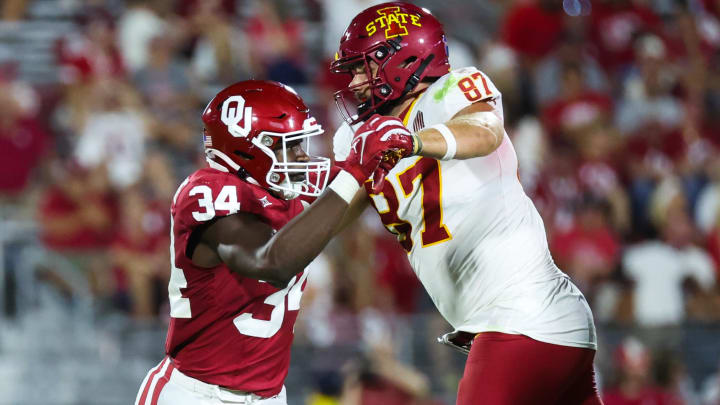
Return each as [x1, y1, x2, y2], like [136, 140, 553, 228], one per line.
[431, 123, 457, 161]
[328, 169, 361, 204]
[412, 133, 423, 155]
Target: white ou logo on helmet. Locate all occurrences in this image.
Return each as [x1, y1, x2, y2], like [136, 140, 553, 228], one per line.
[221, 95, 252, 137]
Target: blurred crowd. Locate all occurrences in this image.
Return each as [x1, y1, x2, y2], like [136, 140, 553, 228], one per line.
[2, 0, 720, 404]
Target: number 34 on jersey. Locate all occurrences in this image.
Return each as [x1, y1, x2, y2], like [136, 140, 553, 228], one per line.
[168, 179, 308, 339]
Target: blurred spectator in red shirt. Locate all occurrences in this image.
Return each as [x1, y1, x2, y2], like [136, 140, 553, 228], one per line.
[551, 195, 620, 297]
[0, 75, 48, 198]
[110, 186, 169, 319]
[576, 124, 631, 233]
[108, 150, 174, 316]
[603, 337, 685, 405]
[56, 8, 127, 135]
[661, 0, 720, 67]
[707, 227, 720, 280]
[542, 62, 614, 143]
[531, 144, 581, 234]
[533, 123, 630, 235]
[57, 8, 125, 85]
[590, 0, 663, 73]
[38, 163, 118, 297]
[501, 0, 566, 62]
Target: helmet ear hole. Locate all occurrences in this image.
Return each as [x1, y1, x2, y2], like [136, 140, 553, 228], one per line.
[398, 56, 418, 69]
[234, 150, 254, 160]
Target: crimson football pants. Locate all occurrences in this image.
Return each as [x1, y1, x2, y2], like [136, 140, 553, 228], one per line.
[456, 332, 603, 405]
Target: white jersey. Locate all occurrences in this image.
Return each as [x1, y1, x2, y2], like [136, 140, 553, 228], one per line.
[334, 67, 596, 350]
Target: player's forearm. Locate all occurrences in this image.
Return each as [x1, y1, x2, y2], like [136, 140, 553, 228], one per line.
[333, 189, 369, 236]
[260, 192, 349, 284]
[219, 175, 358, 286]
[414, 114, 504, 160]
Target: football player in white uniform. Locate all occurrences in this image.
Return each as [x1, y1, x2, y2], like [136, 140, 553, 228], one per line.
[330, 3, 602, 404]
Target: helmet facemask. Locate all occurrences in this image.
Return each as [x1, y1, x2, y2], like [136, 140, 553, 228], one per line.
[332, 42, 400, 124]
[256, 119, 331, 200]
[332, 40, 439, 125]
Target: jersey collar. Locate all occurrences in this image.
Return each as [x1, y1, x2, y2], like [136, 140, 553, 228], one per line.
[399, 88, 427, 126]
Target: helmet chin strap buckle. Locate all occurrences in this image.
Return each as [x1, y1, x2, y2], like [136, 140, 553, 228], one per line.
[279, 178, 304, 200]
[269, 171, 305, 200]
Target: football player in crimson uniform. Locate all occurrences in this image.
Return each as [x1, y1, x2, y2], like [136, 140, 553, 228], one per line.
[330, 3, 603, 404]
[135, 80, 411, 405]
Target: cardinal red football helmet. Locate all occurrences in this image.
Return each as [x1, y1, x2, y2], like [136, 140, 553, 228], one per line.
[331, 2, 450, 124]
[202, 80, 330, 199]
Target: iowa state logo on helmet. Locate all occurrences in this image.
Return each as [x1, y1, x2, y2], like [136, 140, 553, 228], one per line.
[365, 6, 422, 39]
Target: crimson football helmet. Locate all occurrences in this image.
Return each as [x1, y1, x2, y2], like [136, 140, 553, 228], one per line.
[330, 2, 450, 124]
[202, 80, 330, 199]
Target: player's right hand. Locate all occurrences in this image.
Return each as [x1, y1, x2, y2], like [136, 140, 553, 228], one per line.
[337, 115, 414, 187]
[365, 115, 417, 158]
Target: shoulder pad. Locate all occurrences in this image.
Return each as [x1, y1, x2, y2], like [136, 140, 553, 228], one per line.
[172, 169, 251, 230]
[333, 121, 363, 162]
[426, 67, 501, 117]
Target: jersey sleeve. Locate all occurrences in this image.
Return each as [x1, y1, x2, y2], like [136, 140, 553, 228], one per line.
[432, 67, 502, 120]
[333, 122, 355, 162]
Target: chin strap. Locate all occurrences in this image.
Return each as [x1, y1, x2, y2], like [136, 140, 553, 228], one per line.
[401, 53, 435, 97]
[355, 44, 435, 123]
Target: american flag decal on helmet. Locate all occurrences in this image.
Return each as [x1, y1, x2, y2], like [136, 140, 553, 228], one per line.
[203, 131, 212, 147]
[412, 111, 425, 132]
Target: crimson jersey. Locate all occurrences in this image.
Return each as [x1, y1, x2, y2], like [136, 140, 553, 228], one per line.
[164, 168, 312, 397]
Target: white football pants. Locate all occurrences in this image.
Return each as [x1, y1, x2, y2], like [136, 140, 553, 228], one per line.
[135, 357, 287, 405]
